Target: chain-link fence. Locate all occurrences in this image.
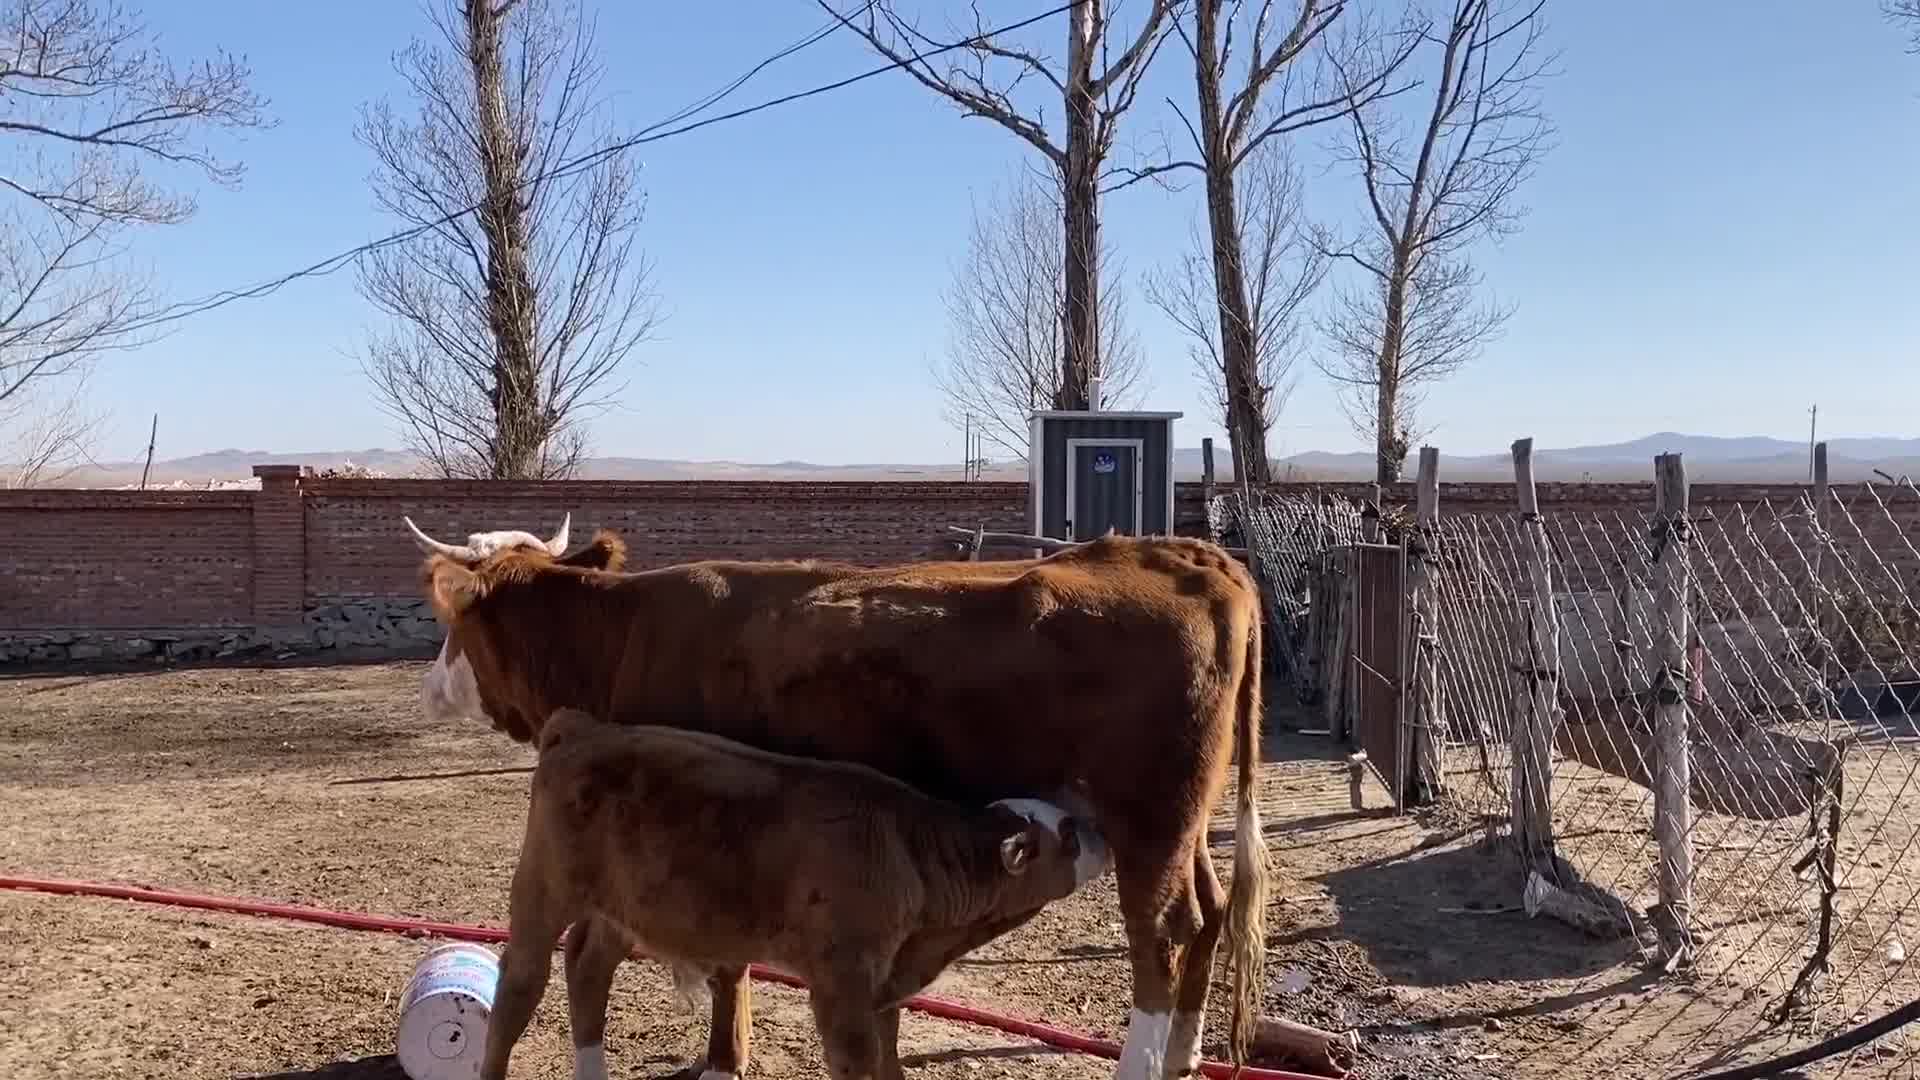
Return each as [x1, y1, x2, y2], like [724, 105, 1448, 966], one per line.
[1221, 469, 1920, 1076]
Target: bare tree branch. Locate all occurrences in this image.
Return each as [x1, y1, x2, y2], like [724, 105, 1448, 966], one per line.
[0, 0, 268, 461]
[822, 0, 1173, 410]
[1146, 137, 1322, 449]
[936, 168, 1145, 459]
[1146, 0, 1419, 485]
[1313, 0, 1553, 483]
[355, 0, 659, 480]
[1888, 0, 1920, 51]
[0, 364, 104, 487]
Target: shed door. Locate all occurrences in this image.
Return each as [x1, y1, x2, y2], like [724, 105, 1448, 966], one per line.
[1350, 543, 1405, 801]
[1066, 440, 1141, 540]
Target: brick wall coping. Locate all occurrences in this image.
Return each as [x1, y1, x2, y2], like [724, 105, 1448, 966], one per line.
[301, 478, 1032, 500]
[0, 491, 256, 510]
[293, 477, 1829, 502]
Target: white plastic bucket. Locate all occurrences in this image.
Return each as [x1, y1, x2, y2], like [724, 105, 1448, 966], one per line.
[396, 942, 500, 1080]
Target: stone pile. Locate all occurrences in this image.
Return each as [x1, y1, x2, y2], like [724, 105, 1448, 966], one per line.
[302, 597, 445, 650]
[0, 596, 445, 668]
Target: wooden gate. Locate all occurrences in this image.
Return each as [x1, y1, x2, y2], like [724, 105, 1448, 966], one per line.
[1349, 542, 1407, 807]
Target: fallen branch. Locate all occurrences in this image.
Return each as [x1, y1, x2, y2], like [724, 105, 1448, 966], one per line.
[944, 526, 1080, 553]
[1252, 1015, 1359, 1077]
[939, 526, 1248, 558]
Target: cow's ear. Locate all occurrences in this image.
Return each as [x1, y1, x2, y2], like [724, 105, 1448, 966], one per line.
[426, 557, 484, 620]
[561, 529, 627, 573]
[999, 832, 1034, 876]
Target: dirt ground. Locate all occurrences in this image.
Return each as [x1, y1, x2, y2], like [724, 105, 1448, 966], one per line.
[1, 662, 1915, 1080]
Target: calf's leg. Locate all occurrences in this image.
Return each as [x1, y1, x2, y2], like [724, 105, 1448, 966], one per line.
[1166, 842, 1229, 1079]
[480, 870, 571, 1080]
[562, 917, 632, 1080]
[694, 964, 753, 1080]
[875, 1006, 904, 1080]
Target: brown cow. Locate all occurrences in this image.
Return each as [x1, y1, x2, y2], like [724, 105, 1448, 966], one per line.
[405, 515, 1269, 1080]
[481, 707, 1110, 1080]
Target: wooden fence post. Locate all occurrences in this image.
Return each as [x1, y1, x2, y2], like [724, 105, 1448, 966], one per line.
[1404, 446, 1444, 806]
[1651, 451, 1696, 967]
[1510, 438, 1557, 866]
[1202, 438, 1216, 504]
[1811, 441, 1830, 695]
[1325, 547, 1352, 743]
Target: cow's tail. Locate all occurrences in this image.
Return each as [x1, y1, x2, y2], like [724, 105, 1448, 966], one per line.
[1225, 602, 1270, 1065]
[538, 707, 601, 755]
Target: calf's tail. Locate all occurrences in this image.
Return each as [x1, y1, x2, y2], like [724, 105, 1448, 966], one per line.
[538, 707, 602, 755]
[1225, 605, 1270, 1065]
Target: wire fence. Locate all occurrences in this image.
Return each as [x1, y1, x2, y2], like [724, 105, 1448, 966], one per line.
[1220, 471, 1920, 1077]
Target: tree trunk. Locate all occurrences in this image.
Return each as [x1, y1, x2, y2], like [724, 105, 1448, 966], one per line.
[1373, 357, 1400, 485]
[1193, 0, 1271, 483]
[465, 0, 543, 479]
[1371, 248, 1418, 485]
[1056, 0, 1099, 411]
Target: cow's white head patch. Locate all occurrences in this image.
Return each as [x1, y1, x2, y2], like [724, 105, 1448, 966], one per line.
[421, 637, 492, 728]
[991, 796, 1113, 888]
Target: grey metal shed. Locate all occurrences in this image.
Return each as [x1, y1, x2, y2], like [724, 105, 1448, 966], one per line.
[1027, 408, 1181, 540]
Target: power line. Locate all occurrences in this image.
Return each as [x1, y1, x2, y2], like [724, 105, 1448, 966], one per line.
[643, 2, 875, 140]
[123, 0, 1082, 336]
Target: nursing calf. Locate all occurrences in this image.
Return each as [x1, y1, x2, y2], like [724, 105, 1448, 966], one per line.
[481, 708, 1110, 1080]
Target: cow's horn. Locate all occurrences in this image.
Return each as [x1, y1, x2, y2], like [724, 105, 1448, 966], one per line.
[544, 513, 571, 557]
[404, 516, 479, 562]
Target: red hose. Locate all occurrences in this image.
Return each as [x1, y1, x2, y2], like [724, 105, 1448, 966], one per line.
[0, 874, 1326, 1080]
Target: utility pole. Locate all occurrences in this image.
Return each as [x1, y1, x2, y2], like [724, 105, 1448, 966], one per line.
[139, 414, 159, 490]
[1807, 403, 1818, 483]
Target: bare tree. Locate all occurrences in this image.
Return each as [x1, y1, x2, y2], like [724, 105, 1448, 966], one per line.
[1890, 1, 1920, 50]
[939, 168, 1145, 458]
[1145, 139, 1324, 468]
[0, 367, 103, 488]
[356, 0, 658, 480]
[0, 0, 268, 460]
[1125, 1, 1418, 483]
[1315, 0, 1553, 484]
[821, 0, 1174, 410]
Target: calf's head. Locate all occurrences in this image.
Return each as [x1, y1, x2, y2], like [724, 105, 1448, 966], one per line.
[403, 514, 627, 740]
[985, 798, 1113, 909]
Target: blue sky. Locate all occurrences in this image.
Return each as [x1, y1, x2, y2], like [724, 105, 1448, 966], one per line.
[71, 1, 1920, 464]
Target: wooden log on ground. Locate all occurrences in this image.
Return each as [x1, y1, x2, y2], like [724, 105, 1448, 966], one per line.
[1523, 869, 1638, 939]
[1252, 1015, 1360, 1077]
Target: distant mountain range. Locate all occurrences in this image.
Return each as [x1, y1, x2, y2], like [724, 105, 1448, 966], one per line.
[28, 432, 1920, 488]
[1231, 432, 1920, 484]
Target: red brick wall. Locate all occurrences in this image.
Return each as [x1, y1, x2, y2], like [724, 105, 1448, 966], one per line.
[1, 474, 1909, 633]
[0, 491, 255, 629]
[301, 479, 1031, 599]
